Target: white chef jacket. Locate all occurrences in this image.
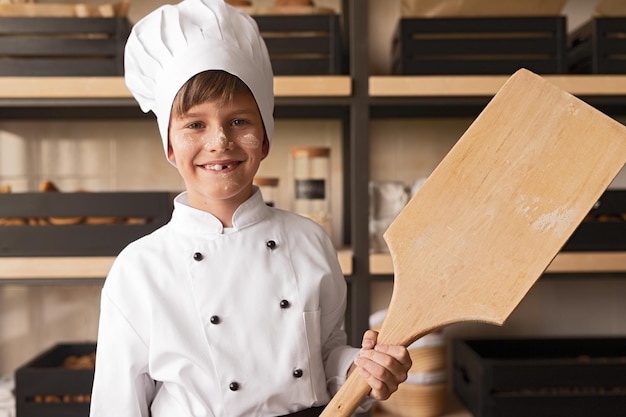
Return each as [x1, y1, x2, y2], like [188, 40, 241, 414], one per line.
[90, 189, 363, 417]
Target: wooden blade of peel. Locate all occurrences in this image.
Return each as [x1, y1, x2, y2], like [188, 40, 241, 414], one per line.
[320, 69, 626, 417]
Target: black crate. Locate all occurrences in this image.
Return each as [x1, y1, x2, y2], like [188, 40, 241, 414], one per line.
[15, 343, 96, 417]
[453, 338, 626, 417]
[252, 13, 343, 75]
[569, 18, 626, 74]
[392, 17, 567, 75]
[0, 17, 130, 76]
[0, 192, 174, 256]
[562, 189, 626, 251]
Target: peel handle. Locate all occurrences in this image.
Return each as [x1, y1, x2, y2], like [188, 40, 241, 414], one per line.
[319, 370, 370, 417]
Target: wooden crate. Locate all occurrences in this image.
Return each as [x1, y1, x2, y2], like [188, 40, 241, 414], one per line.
[252, 13, 343, 75]
[392, 16, 567, 75]
[0, 17, 130, 76]
[453, 338, 626, 417]
[0, 192, 174, 256]
[15, 343, 96, 417]
[569, 17, 626, 74]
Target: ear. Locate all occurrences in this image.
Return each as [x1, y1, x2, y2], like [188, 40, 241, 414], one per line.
[167, 141, 177, 165]
[261, 135, 270, 160]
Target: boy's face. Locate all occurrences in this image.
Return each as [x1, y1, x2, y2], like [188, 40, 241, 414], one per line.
[167, 90, 269, 212]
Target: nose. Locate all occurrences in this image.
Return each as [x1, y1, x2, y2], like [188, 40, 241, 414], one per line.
[203, 128, 233, 151]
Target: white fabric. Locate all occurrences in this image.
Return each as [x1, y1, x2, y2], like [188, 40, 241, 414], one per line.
[124, 0, 274, 156]
[90, 189, 360, 417]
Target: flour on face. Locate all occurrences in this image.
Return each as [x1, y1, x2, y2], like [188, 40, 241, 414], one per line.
[203, 128, 234, 150]
[236, 133, 261, 149]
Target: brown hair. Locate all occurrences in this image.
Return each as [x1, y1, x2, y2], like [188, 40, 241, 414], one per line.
[171, 70, 254, 118]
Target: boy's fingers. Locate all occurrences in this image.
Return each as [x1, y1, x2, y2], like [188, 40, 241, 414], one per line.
[375, 343, 412, 369]
[361, 329, 378, 350]
[356, 346, 411, 388]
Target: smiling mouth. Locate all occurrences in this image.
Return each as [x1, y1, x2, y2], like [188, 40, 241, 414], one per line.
[203, 163, 236, 171]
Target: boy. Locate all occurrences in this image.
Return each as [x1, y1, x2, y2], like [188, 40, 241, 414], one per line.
[90, 1, 411, 416]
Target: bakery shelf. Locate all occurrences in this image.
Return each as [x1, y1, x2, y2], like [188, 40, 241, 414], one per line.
[368, 75, 626, 118]
[3, 4, 626, 403]
[0, 75, 352, 119]
[370, 252, 626, 276]
[0, 75, 351, 99]
[0, 257, 114, 281]
[0, 249, 353, 283]
[369, 75, 626, 97]
[8, 250, 619, 283]
[4, 74, 624, 101]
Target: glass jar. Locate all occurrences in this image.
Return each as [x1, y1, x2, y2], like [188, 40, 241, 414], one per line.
[290, 147, 332, 237]
[253, 176, 280, 207]
[0, 386, 15, 417]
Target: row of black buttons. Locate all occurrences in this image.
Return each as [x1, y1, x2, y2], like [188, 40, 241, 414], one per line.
[192, 240, 278, 263]
[208, 299, 290, 327]
[192, 239, 291, 393]
[228, 368, 304, 391]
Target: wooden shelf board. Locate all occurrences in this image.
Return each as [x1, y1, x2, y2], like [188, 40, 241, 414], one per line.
[274, 76, 352, 97]
[0, 76, 351, 100]
[3, 251, 622, 281]
[5, 75, 624, 100]
[370, 75, 626, 97]
[0, 249, 352, 281]
[546, 252, 626, 273]
[370, 251, 626, 275]
[0, 77, 130, 99]
[0, 256, 115, 280]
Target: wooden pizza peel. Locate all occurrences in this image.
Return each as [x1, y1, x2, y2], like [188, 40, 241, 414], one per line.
[320, 68, 626, 416]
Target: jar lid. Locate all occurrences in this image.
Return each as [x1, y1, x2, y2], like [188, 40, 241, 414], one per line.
[253, 177, 279, 186]
[290, 147, 330, 158]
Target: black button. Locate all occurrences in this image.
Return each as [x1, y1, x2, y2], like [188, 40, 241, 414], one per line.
[292, 368, 303, 378]
[229, 382, 239, 391]
[193, 252, 203, 261]
[279, 300, 290, 309]
[266, 240, 277, 250]
[210, 315, 220, 324]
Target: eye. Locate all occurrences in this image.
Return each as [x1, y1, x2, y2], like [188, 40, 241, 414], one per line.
[186, 121, 205, 129]
[231, 118, 248, 127]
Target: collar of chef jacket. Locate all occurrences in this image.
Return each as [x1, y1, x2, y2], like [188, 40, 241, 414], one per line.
[171, 187, 271, 235]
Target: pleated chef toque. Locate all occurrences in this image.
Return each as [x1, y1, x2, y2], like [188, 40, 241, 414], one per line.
[124, 0, 274, 156]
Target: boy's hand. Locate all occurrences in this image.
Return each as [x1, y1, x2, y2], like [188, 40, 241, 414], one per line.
[353, 329, 412, 400]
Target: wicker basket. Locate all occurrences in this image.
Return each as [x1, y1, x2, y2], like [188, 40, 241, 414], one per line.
[370, 310, 447, 417]
[407, 333, 446, 373]
[376, 382, 447, 417]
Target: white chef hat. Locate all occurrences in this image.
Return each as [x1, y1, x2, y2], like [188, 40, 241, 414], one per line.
[124, 0, 274, 156]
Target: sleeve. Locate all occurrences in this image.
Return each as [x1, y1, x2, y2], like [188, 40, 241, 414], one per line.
[317, 234, 376, 413]
[89, 288, 156, 417]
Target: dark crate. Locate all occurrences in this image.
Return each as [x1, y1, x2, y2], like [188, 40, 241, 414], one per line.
[453, 338, 626, 417]
[0, 192, 174, 256]
[252, 13, 343, 75]
[562, 189, 626, 251]
[392, 16, 567, 75]
[15, 343, 96, 417]
[568, 18, 626, 74]
[0, 17, 130, 76]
